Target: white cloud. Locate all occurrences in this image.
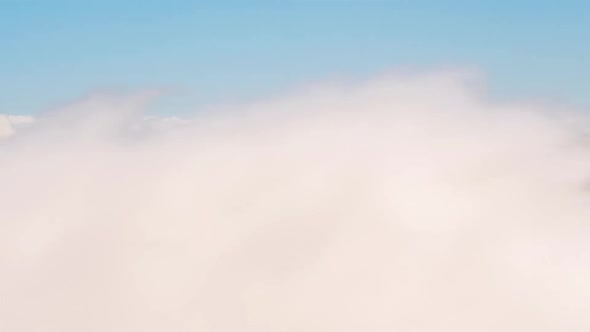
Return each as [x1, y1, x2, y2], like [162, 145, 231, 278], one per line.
[2, 70, 590, 331]
[0, 115, 15, 137]
[0, 114, 35, 138]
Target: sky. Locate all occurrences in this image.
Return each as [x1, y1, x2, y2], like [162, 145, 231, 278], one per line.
[1, 0, 589, 115]
[4, 2, 590, 331]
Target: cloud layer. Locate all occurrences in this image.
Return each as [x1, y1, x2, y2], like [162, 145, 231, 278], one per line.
[2, 70, 590, 331]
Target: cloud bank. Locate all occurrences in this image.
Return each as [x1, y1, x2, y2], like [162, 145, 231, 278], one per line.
[2, 70, 590, 331]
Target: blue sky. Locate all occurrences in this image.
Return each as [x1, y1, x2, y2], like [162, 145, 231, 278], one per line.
[1, 0, 589, 115]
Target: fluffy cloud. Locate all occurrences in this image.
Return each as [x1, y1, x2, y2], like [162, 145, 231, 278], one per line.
[2, 70, 590, 331]
[0, 115, 13, 137]
[0, 114, 34, 137]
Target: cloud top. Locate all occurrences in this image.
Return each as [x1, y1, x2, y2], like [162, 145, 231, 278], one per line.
[2, 70, 590, 331]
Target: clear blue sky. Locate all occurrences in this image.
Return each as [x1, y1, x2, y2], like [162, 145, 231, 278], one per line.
[1, 0, 589, 115]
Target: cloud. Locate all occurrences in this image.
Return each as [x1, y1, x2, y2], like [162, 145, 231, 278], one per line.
[2, 70, 590, 331]
[0, 115, 14, 137]
[0, 114, 34, 138]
